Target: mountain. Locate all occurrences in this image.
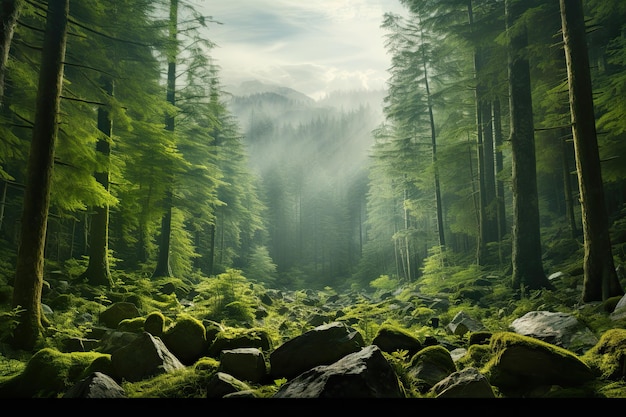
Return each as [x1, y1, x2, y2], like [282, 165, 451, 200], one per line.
[223, 80, 385, 133]
[224, 80, 315, 106]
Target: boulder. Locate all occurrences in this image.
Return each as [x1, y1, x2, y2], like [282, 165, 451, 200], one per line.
[273, 345, 404, 398]
[269, 321, 364, 380]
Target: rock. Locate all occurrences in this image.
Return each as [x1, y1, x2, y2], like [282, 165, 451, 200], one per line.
[510, 310, 598, 353]
[485, 331, 595, 396]
[219, 348, 268, 383]
[273, 345, 404, 398]
[99, 302, 140, 329]
[206, 372, 251, 398]
[63, 372, 126, 398]
[269, 321, 364, 380]
[431, 366, 496, 398]
[111, 332, 185, 382]
[372, 324, 422, 357]
[406, 345, 457, 393]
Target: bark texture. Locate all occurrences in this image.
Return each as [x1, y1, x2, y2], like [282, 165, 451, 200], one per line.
[12, 0, 69, 350]
[560, 0, 623, 301]
[506, 0, 553, 292]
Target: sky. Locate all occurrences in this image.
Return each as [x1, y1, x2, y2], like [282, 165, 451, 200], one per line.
[190, 0, 408, 100]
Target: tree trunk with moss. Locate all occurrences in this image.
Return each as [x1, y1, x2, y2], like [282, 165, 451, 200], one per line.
[559, 0, 623, 301]
[506, 0, 553, 292]
[11, 0, 69, 351]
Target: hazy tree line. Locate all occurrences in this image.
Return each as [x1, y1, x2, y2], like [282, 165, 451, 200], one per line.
[229, 91, 382, 288]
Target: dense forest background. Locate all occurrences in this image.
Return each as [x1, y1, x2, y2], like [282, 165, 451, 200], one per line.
[0, 0, 625, 351]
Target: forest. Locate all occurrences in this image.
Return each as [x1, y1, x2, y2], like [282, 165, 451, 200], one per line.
[0, 0, 625, 399]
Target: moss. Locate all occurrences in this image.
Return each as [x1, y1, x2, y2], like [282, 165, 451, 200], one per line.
[117, 317, 146, 333]
[582, 328, 626, 380]
[144, 311, 166, 337]
[192, 357, 220, 373]
[1, 347, 109, 397]
[123, 367, 211, 398]
[483, 331, 595, 393]
[489, 331, 578, 357]
[207, 327, 275, 357]
[595, 380, 626, 398]
[468, 331, 492, 346]
[455, 343, 493, 370]
[410, 345, 456, 371]
[162, 314, 207, 364]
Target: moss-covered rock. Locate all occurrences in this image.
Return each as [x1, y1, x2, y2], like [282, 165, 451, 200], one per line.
[582, 328, 626, 380]
[162, 314, 207, 365]
[117, 317, 146, 333]
[207, 327, 274, 358]
[0, 347, 109, 398]
[372, 324, 422, 357]
[483, 331, 595, 396]
[144, 311, 166, 337]
[407, 345, 457, 393]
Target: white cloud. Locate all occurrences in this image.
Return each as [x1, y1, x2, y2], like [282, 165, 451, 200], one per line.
[191, 0, 406, 99]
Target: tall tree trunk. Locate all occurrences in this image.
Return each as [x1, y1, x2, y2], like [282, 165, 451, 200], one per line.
[468, 0, 488, 265]
[0, 0, 21, 107]
[493, 97, 507, 241]
[481, 99, 499, 243]
[79, 77, 113, 287]
[11, 0, 69, 351]
[506, 0, 553, 292]
[152, 0, 177, 278]
[422, 48, 445, 249]
[559, 0, 623, 301]
[560, 128, 578, 239]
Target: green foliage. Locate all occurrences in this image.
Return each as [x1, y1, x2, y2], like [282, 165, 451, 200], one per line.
[369, 274, 400, 293]
[0, 307, 26, 343]
[123, 367, 212, 398]
[245, 245, 277, 285]
[191, 269, 257, 325]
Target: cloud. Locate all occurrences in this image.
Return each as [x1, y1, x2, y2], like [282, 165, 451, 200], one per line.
[192, 0, 406, 99]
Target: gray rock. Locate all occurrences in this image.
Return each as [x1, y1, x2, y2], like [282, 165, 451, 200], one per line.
[111, 332, 185, 382]
[219, 347, 267, 383]
[206, 372, 251, 398]
[63, 372, 126, 398]
[431, 367, 496, 398]
[273, 345, 404, 398]
[269, 321, 364, 380]
[510, 310, 598, 353]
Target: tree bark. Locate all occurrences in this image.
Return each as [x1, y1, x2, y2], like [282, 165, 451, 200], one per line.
[468, 0, 488, 265]
[559, 0, 623, 301]
[152, 0, 177, 279]
[0, 0, 22, 107]
[12, 0, 69, 351]
[493, 97, 507, 241]
[79, 76, 113, 287]
[506, 0, 553, 292]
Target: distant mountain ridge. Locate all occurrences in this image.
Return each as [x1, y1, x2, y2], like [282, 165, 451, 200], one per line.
[224, 80, 315, 106]
[223, 80, 386, 133]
